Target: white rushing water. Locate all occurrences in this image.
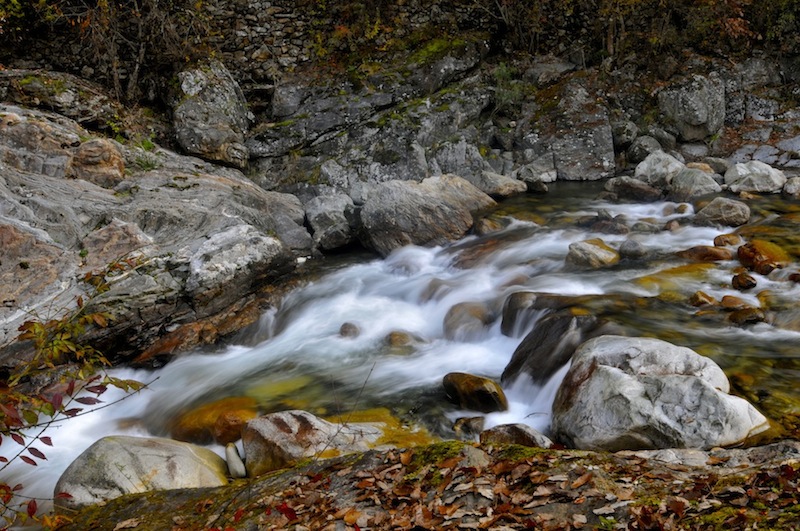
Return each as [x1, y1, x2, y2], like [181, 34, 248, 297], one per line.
[6, 187, 800, 522]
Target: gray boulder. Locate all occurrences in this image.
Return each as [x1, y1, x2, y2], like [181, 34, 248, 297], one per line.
[552, 336, 770, 451]
[668, 168, 722, 201]
[694, 197, 751, 227]
[173, 60, 253, 168]
[242, 410, 384, 477]
[54, 436, 228, 511]
[784, 177, 800, 199]
[658, 74, 725, 141]
[501, 310, 608, 385]
[634, 151, 685, 188]
[627, 135, 662, 164]
[724, 161, 787, 193]
[305, 192, 356, 251]
[359, 174, 495, 256]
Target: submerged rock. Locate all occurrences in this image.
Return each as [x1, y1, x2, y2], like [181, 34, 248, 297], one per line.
[54, 436, 228, 512]
[552, 335, 769, 451]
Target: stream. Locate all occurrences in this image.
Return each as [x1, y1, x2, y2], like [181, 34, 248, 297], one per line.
[4, 181, 800, 517]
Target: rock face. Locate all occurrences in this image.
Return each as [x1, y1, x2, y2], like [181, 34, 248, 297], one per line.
[552, 336, 770, 451]
[358, 175, 495, 256]
[242, 410, 384, 477]
[0, 104, 308, 362]
[54, 436, 228, 512]
[658, 74, 725, 141]
[172, 60, 253, 168]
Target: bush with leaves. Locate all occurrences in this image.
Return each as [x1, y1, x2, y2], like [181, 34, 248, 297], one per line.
[0, 258, 146, 529]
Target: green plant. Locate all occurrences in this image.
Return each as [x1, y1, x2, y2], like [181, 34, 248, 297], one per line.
[0, 257, 146, 529]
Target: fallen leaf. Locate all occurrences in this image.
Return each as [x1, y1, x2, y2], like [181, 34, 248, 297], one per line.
[571, 472, 593, 489]
[113, 518, 140, 530]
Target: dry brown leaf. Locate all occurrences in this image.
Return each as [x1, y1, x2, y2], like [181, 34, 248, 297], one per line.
[529, 471, 550, 484]
[571, 471, 593, 489]
[343, 508, 361, 525]
[533, 485, 555, 497]
[400, 450, 414, 465]
[113, 518, 141, 530]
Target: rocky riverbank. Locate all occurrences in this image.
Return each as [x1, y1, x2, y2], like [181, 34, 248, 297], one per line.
[2, 17, 800, 529]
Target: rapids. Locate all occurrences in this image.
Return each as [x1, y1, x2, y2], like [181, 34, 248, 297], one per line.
[4, 181, 800, 520]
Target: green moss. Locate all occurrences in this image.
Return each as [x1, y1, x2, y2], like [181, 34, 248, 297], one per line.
[408, 37, 467, 65]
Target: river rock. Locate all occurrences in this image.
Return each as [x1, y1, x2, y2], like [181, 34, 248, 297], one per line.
[170, 396, 259, 445]
[732, 272, 757, 291]
[54, 435, 228, 512]
[552, 335, 769, 451]
[470, 170, 528, 198]
[668, 167, 722, 201]
[565, 238, 620, 269]
[358, 174, 495, 257]
[443, 301, 495, 341]
[304, 192, 355, 251]
[242, 410, 384, 477]
[442, 372, 508, 413]
[479, 423, 553, 449]
[694, 197, 751, 227]
[172, 60, 253, 168]
[501, 310, 609, 385]
[603, 176, 663, 202]
[676, 245, 735, 262]
[737, 240, 791, 272]
[657, 74, 725, 141]
[784, 177, 800, 199]
[633, 150, 685, 188]
[724, 161, 787, 193]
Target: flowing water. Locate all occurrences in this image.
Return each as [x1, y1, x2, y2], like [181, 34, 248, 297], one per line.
[4, 181, 800, 519]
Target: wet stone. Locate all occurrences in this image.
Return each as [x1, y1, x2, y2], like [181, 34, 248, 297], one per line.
[729, 308, 767, 326]
[732, 272, 757, 291]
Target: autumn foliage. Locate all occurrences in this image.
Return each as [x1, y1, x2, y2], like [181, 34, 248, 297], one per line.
[0, 259, 145, 529]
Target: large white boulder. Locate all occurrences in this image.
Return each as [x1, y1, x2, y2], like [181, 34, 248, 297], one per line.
[552, 336, 769, 451]
[54, 436, 228, 511]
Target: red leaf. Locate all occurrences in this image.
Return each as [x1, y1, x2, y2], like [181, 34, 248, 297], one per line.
[75, 397, 102, 405]
[11, 433, 24, 446]
[233, 508, 246, 523]
[27, 499, 37, 517]
[66, 380, 76, 396]
[28, 447, 47, 460]
[40, 436, 53, 447]
[50, 394, 63, 411]
[55, 492, 73, 499]
[63, 408, 82, 417]
[355, 525, 361, 531]
[276, 502, 297, 521]
[85, 385, 107, 395]
[20, 456, 37, 466]
[0, 403, 21, 422]
[0, 457, 7, 463]
[12, 484, 23, 491]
